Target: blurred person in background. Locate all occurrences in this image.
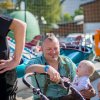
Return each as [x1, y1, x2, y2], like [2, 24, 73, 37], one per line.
[0, 15, 26, 100]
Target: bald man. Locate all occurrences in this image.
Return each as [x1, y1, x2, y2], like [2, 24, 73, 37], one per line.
[26, 34, 95, 100]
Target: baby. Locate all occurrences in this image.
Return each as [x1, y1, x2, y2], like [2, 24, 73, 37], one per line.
[72, 60, 95, 91]
[97, 81, 100, 99]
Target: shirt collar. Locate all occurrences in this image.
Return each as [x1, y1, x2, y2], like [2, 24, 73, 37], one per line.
[41, 54, 48, 65]
[59, 55, 66, 65]
[41, 54, 66, 66]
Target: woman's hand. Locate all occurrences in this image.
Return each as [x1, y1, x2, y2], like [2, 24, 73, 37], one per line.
[0, 57, 19, 73]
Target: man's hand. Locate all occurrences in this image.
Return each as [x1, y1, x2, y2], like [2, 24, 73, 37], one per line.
[0, 58, 19, 73]
[80, 84, 96, 99]
[47, 66, 61, 83]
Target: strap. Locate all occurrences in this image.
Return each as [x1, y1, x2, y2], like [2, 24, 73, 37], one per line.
[60, 56, 71, 80]
[34, 72, 50, 95]
[34, 73, 42, 92]
[61, 58, 70, 93]
[43, 75, 50, 95]
[63, 59, 71, 80]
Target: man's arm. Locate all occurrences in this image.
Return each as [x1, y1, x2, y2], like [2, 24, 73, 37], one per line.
[26, 64, 61, 83]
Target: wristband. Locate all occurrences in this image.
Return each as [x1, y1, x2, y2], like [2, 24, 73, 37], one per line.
[44, 65, 49, 72]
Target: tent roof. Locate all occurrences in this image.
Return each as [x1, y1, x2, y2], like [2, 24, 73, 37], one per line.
[9, 11, 40, 42]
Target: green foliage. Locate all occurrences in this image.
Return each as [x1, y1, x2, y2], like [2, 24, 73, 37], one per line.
[0, 0, 14, 9]
[63, 13, 73, 22]
[74, 7, 83, 16]
[62, 7, 83, 23]
[17, 0, 61, 32]
[28, 0, 61, 23]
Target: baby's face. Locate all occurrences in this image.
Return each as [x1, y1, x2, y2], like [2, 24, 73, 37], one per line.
[76, 62, 88, 77]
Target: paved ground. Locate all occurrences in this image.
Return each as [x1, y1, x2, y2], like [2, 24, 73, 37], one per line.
[16, 61, 100, 100]
[91, 78, 100, 100]
[17, 88, 33, 100]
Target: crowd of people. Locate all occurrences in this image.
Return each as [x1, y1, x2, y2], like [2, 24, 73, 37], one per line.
[0, 15, 100, 100]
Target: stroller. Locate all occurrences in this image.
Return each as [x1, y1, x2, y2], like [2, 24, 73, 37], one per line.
[22, 73, 85, 100]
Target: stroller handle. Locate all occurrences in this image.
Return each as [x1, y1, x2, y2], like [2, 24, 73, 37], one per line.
[22, 72, 49, 100]
[23, 73, 85, 100]
[23, 72, 35, 89]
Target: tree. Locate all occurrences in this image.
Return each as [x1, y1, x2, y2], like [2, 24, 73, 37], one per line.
[0, 0, 15, 9]
[74, 7, 83, 16]
[17, 0, 61, 32]
[29, 0, 61, 23]
[60, 0, 66, 5]
[63, 13, 73, 22]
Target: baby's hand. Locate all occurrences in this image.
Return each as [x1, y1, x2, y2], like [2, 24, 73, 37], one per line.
[62, 77, 70, 82]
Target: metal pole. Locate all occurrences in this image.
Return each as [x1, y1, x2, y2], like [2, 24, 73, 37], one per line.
[25, 0, 26, 22]
[24, 0, 27, 41]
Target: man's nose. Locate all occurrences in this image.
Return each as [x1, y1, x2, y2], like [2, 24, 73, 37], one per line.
[50, 49, 56, 54]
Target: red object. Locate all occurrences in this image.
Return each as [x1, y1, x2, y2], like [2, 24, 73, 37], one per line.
[25, 35, 41, 49]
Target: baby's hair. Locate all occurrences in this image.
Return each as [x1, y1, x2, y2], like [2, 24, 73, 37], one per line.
[80, 60, 95, 76]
